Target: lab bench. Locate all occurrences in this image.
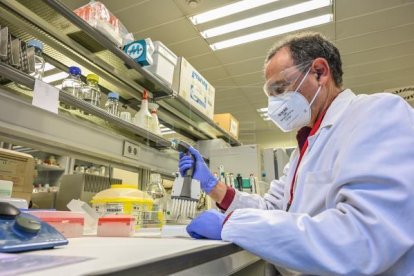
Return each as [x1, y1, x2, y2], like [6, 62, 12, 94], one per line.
[21, 237, 260, 275]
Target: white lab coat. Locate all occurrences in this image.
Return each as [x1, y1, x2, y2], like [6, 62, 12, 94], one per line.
[221, 89, 414, 275]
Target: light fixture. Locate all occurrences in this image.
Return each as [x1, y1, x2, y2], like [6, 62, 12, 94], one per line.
[189, 0, 280, 25]
[160, 124, 176, 135]
[201, 0, 332, 38]
[42, 72, 68, 83]
[210, 14, 333, 50]
[257, 107, 271, 121]
[43, 63, 56, 72]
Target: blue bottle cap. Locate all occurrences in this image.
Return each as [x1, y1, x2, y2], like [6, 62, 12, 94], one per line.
[108, 92, 119, 99]
[27, 40, 43, 51]
[68, 66, 81, 76]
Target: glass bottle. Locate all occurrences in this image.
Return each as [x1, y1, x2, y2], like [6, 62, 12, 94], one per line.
[146, 173, 166, 212]
[61, 66, 83, 110]
[27, 39, 45, 80]
[82, 74, 101, 114]
[105, 92, 120, 116]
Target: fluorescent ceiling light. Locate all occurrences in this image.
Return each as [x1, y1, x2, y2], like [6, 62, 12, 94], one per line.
[43, 63, 56, 72]
[189, 0, 279, 25]
[160, 124, 176, 135]
[257, 107, 271, 121]
[42, 72, 68, 83]
[210, 14, 333, 50]
[201, 0, 332, 38]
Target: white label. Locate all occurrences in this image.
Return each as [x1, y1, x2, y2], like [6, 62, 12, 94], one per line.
[32, 79, 59, 114]
[230, 118, 238, 137]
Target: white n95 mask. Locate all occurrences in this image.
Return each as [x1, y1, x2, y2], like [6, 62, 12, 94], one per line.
[267, 67, 321, 132]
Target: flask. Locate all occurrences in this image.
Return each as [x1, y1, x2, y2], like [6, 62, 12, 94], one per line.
[146, 173, 166, 212]
[61, 66, 83, 110]
[82, 74, 101, 113]
[105, 92, 120, 116]
[27, 40, 45, 80]
[133, 90, 152, 130]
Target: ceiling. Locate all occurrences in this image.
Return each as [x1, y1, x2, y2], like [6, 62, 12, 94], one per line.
[61, 0, 414, 144]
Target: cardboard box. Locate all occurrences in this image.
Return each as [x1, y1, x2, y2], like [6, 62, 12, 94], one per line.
[0, 148, 35, 203]
[173, 57, 215, 119]
[213, 113, 239, 139]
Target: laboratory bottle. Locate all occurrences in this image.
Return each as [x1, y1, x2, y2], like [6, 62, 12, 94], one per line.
[105, 92, 120, 117]
[27, 40, 45, 80]
[133, 90, 152, 130]
[146, 173, 166, 212]
[81, 74, 101, 114]
[61, 66, 83, 110]
[149, 103, 162, 135]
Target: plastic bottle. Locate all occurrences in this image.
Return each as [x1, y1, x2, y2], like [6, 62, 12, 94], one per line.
[27, 40, 45, 80]
[149, 103, 161, 135]
[105, 92, 120, 117]
[82, 74, 101, 114]
[133, 90, 152, 130]
[61, 66, 83, 110]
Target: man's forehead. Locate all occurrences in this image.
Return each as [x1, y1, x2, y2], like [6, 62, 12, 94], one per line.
[265, 47, 294, 80]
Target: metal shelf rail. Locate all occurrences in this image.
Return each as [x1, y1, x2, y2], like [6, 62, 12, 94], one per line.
[0, 62, 172, 149]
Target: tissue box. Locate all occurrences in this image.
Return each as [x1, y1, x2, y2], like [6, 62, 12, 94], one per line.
[213, 113, 239, 139]
[173, 57, 215, 119]
[144, 41, 177, 87]
[123, 38, 154, 66]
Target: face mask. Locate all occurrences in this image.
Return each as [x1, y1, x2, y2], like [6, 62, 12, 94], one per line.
[267, 67, 321, 132]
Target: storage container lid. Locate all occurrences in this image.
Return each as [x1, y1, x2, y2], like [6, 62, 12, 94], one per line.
[27, 39, 43, 51]
[98, 214, 135, 223]
[27, 211, 85, 225]
[108, 92, 119, 99]
[87, 74, 99, 82]
[91, 184, 153, 204]
[68, 66, 81, 76]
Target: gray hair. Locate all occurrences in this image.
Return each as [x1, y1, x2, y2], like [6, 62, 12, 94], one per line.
[265, 32, 343, 87]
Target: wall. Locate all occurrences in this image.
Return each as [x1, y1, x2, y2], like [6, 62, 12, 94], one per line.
[239, 129, 297, 149]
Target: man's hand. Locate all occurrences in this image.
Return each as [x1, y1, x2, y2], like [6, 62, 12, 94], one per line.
[186, 209, 225, 240]
[178, 147, 218, 194]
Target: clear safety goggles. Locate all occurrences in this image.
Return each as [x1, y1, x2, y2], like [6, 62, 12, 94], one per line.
[263, 61, 313, 97]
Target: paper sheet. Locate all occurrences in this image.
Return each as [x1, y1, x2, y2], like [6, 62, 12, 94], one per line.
[32, 79, 59, 114]
[0, 253, 91, 276]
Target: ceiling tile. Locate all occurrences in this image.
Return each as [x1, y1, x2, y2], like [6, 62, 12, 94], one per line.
[188, 53, 222, 70]
[168, 37, 211, 59]
[132, 18, 199, 45]
[335, 0, 413, 20]
[115, 0, 183, 32]
[101, 0, 149, 14]
[335, 2, 414, 39]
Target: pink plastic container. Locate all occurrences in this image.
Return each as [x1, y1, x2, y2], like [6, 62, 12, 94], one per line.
[97, 215, 135, 237]
[28, 211, 85, 238]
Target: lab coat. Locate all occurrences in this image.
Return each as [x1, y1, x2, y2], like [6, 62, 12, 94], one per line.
[221, 89, 414, 275]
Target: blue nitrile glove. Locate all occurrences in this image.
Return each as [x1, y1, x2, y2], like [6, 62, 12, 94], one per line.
[186, 209, 225, 240]
[178, 147, 218, 193]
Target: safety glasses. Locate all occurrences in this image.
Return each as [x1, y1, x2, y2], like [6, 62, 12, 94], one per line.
[263, 61, 313, 97]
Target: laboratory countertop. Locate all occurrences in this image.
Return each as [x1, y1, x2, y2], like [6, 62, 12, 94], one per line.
[20, 236, 257, 275]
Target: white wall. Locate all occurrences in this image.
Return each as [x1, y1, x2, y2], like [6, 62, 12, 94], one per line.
[239, 129, 297, 149]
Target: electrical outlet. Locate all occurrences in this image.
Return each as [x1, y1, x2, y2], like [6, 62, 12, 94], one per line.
[123, 141, 140, 160]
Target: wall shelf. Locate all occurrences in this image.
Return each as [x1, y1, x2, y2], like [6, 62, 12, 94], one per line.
[0, 0, 241, 146]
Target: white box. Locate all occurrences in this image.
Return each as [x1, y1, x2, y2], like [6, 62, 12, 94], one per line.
[144, 41, 177, 87]
[173, 57, 215, 120]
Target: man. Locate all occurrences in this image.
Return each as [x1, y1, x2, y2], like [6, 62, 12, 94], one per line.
[179, 32, 414, 275]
